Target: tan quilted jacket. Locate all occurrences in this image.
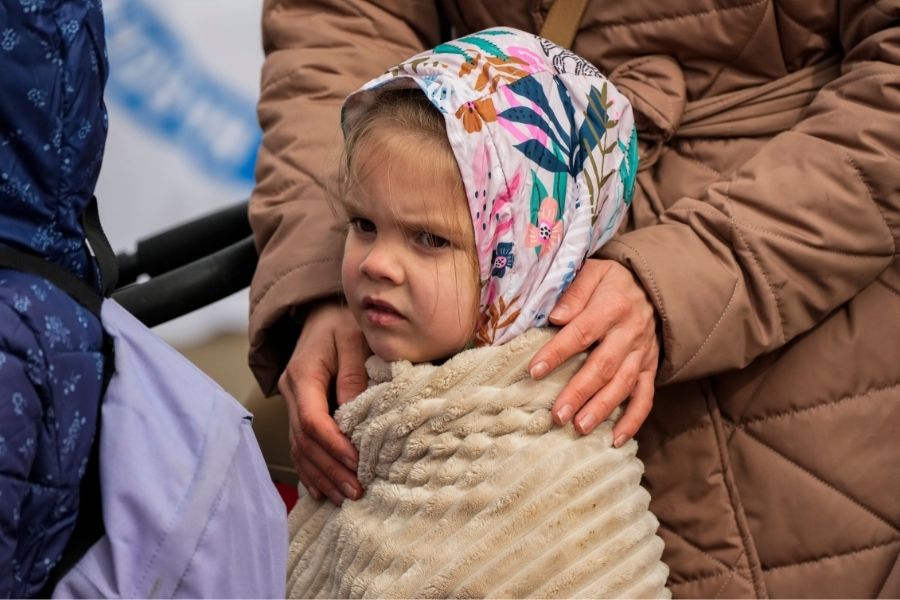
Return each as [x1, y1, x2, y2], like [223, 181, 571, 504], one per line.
[249, 1, 900, 597]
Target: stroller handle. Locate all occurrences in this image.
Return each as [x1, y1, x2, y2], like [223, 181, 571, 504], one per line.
[117, 200, 251, 286]
[113, 235, 257, 328]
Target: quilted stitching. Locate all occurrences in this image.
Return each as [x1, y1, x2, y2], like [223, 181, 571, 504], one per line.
[649, 375, 899, 595]
[660, 524, 753, 587]
[580, 0, 895, 594]
[702, 0, 772, 98]
[591, 0, 767, 32]
[774, 1, 818, 38]
[737, 381, 900, 429]
[708, 392, 768, 597]
[877, 551, 900, 597]
[724, 391, 900, 595]
[645, 408, 763, 596]
[735, 427, 899, 536]
[667, 569, 735, 589]
[763, 539, 900, 573]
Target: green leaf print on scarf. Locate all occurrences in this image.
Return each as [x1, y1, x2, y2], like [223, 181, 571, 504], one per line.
[456, 35, 509, 61]
[531, 170, 548, 223]
[618, 127, 639, 205]
[433, 30, 516, 64]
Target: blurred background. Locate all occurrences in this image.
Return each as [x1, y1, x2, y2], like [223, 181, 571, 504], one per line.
[96, 0, 264, 400]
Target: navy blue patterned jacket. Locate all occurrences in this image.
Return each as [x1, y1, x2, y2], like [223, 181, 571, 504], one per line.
[0, 0, 108, 595]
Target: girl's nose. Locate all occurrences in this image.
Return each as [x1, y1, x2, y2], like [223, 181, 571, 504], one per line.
[359, 242, 404, 284]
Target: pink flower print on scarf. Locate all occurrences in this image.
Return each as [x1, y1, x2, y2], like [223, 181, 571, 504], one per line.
[505, 45, 551, 74]
[526, 198, 563, 256]
[472, 141, 519, 275]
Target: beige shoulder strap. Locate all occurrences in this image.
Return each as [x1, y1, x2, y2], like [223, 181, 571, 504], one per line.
[539, 0, 590, 49]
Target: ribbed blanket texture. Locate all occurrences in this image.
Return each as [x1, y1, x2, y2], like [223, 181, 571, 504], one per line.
[287, 329, 669, 598]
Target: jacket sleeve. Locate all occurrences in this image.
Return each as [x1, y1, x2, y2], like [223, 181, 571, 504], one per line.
[598, 0, 900, 384]
[248, 0, 442, 394]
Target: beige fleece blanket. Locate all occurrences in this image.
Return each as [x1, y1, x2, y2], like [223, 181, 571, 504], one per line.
[287, 329, 669, 599]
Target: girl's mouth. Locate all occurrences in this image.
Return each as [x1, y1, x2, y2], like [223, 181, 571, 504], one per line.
[361, 297, 406, 326]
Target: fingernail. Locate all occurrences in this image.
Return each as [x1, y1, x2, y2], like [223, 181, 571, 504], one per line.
[342, 455, 358, 471]
[531, 361, 549, 379]
[549, 304, 569, 321]
[556, 405, 574, 424]
[577, 414, 596, 434]
[341, 483, 358, 500]
[614, 434, 629, 448]
[307, 487, 322, 501]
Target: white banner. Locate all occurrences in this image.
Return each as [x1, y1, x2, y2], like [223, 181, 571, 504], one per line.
[96, 0, 263, 344]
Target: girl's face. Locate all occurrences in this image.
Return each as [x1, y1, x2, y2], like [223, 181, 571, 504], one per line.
[341, 132, 479, 363]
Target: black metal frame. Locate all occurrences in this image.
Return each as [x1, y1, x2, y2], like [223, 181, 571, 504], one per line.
[111, 200, 257, 327]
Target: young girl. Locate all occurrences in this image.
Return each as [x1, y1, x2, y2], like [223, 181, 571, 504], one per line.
[287, 28, 666, 598]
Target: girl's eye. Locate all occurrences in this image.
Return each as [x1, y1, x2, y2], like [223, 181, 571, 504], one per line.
[415, 231, 450, 249]
[349, 217, 376, 233]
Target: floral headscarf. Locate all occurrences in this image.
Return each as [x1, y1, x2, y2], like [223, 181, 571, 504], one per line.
[342, 27, 638, 346]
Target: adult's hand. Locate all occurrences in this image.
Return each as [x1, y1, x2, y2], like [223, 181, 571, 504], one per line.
[529, 259, 660, 446]
[278, 300, 371, 505]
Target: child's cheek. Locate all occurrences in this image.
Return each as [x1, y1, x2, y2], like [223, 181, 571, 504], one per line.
[340, 239, 360, 293]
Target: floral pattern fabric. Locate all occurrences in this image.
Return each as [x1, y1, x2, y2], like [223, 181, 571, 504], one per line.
[0, 0, 108, 595]
[343, 28, 637, 345]
[0, 270, 104, 597]
[0, 0, 108, 283]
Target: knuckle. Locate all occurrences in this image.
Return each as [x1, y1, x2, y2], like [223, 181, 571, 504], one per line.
[570, 386, 593, 407]
[321, 436, 346, 460]
[298, 417, 319, 439]
[296, 476, 315, 495]
[565, 283, 590, 304]
[607, 293, 631, 319]
[323, 464, 344, 483]
[294, 457, 314, 480]
[620, 372, 638, 393]
[636, 385, 656, 410]
[590, 356, 617, 384]
[277, 372, 292, 399]
[295, 437, 313, 458]
[602, 359, 620, 383]
[637, 399, 653, 419]
[541, 344, 565, 371]
[590, 397, 614, 420]
[336, 370, 367, 391]
[642, 348, 660, 370]
[295, 452, 317, 472]
[583, 259, 607, 282]
[309, 473, 332, 494]
[563, 379, 593, 407]
[571, 322, 595, 350]
[293, 343, 312, 366]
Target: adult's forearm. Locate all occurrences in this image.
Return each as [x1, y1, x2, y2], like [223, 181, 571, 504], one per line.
[600, 2, 899, 383]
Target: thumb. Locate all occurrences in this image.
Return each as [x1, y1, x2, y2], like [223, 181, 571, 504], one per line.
[549, 259, 609, 325]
